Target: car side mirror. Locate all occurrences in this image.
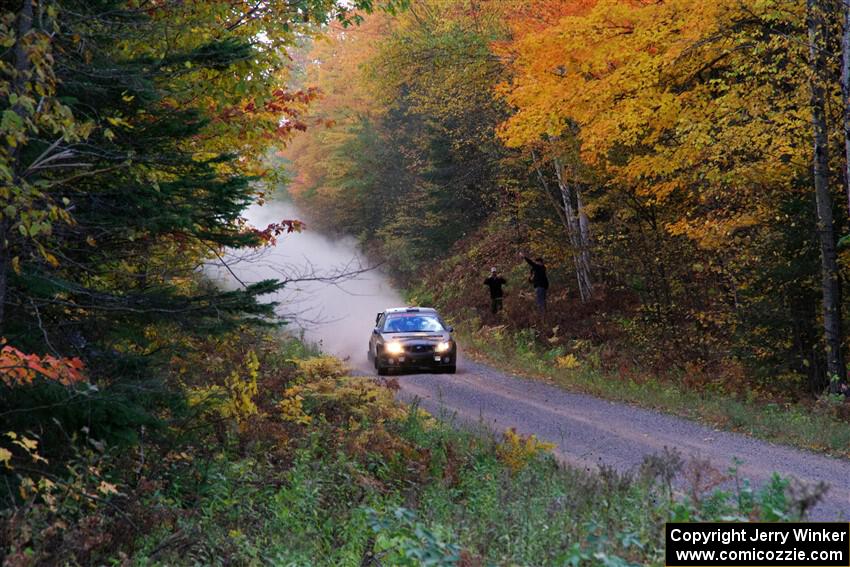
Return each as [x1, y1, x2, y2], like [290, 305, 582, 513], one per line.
[373, 327, 380, 334]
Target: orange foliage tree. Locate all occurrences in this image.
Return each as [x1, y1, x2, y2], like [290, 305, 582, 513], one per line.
[493, 0, 850, 391]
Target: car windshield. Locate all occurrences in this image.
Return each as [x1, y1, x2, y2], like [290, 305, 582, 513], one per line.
[383, 314, 445, 333]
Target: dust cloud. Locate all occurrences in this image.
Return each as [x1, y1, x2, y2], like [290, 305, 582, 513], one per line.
[207, 200, 404, 371]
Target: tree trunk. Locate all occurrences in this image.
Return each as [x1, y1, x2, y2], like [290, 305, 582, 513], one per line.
[574, 185, 593, 295]
[843, 0, 850, 217]
[553, 157, 593, 302]
[0, 220, 7, 330]
[808, 0, 846, 393]
[0, 0, 34, 332]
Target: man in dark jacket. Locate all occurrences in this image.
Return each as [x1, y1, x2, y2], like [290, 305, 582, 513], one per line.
[522, 254, 549, 314]
[484, 267, 507, 314]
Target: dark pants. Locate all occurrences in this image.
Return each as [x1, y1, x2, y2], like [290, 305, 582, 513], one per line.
[535, 287, 547, 313]
[490, 296, 503, 314]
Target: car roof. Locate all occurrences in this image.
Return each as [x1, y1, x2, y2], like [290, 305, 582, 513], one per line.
[384, 307, 438, 315]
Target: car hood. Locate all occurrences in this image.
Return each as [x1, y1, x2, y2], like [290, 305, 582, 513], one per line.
[379, 332, 451, 342]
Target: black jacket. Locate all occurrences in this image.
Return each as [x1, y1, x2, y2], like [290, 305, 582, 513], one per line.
[524, 256, 549, 289]
[484, 276, 506, 298]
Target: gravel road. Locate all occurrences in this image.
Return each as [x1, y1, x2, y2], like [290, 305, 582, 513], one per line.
[356, 356, 850, 521]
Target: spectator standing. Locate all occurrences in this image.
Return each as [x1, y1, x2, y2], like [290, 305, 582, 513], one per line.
[484, 267, 507, 314]
[521, 254, 549, 315]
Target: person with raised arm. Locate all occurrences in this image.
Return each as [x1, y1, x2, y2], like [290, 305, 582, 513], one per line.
[520, 253, 549, 315]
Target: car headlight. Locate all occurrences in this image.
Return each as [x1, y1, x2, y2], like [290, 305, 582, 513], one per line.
[385, 341, 404, 355]
[435, 341, 451, 353]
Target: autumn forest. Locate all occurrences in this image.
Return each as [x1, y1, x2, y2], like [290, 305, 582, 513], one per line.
[4, 0, 850, 564]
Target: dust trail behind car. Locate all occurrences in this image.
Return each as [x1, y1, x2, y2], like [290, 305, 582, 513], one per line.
[207, 200, 403, 370]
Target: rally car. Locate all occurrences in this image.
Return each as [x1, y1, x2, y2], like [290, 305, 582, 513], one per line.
[368, 307, 457, 375]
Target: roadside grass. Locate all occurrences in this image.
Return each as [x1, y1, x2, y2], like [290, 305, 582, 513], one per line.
[133, 395, 803, 567]
[452, 321, 850, 459]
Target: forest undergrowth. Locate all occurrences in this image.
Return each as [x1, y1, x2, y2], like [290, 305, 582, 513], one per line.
[0, 329, 819, 566]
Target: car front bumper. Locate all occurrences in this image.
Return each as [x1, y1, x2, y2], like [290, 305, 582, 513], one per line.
[379, 351, 455, 368]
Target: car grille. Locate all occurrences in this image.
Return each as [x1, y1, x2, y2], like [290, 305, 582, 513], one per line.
[407, 344, 434, 354]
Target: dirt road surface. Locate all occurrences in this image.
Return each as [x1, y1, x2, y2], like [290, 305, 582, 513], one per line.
[355, 356, 850, 521]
